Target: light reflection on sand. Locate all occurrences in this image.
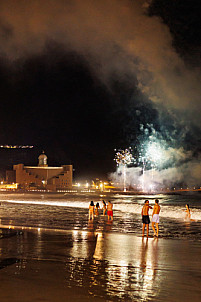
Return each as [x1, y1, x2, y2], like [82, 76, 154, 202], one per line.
[66, 226, 164, 300]
[1, 226, 201, 301]
[93, 233, 162, 300]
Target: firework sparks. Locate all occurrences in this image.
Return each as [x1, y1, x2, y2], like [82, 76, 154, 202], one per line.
[114, 148, 134, 166]
[146, 142, 164, 167]
[114, 148, 134, 192]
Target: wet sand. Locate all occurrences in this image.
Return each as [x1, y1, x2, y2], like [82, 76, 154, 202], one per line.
[1, 226, 201, 301]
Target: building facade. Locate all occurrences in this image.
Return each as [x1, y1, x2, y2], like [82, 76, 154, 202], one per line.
[7, 152, 73, 191]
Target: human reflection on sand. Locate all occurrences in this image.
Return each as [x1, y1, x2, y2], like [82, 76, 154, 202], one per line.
[2, 226, 201, 301]
[70, 229, 98, 259]
[35, 227, 162, 300]
[136, 237, 160, 300]
[93, 233, 162, 300]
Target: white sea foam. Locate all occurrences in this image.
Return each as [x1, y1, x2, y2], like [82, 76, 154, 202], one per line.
[2, 196, 201, 221]
[114, 203, 201, 221]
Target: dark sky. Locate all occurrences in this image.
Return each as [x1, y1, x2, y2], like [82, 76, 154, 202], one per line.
[0, 0, 201, 179]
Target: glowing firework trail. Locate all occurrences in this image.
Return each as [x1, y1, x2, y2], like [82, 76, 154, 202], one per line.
[114, 148, 134, 191]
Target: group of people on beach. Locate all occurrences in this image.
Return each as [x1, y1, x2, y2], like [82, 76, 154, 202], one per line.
[141, 200, 193, 238]
[141, 199, 161, 238]
[89, 198, 193, 237]
[89, 200, 113, 221]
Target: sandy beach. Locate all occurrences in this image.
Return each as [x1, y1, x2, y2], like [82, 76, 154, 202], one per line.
[0, 226, 201, 302]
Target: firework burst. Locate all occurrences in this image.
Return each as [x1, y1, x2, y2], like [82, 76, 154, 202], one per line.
[114, 148, 134, 166]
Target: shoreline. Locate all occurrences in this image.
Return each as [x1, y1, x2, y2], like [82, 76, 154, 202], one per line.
[1, 189, 201, 196]
[0, 225, 198, 242]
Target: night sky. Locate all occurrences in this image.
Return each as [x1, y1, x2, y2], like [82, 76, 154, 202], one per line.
[0, 0, 201, 181]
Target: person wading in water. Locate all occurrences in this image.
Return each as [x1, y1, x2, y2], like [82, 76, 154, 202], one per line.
[141, 200, 152, 238]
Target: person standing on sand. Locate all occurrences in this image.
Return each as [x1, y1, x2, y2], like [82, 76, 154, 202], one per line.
[89, 201, 95, 220]
[142, 200, 152, 237]
[107, 201, 113, 221]
[95, 202, 100, 216]
[152, 199, 160, 237]
[102, 200, 107, 216]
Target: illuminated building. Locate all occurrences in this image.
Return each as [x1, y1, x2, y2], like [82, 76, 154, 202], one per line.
[6, 152, 73, 191]
[0, 183, 18, 191]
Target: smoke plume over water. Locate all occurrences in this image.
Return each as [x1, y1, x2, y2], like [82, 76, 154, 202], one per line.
[0, 0, 201, 183]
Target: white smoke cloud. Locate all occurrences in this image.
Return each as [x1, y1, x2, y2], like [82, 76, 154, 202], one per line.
[0, 0, 200, 120]
[0, 0, 201, 186]
[109, 144, 201, 190]
[110, 159, 201, 191]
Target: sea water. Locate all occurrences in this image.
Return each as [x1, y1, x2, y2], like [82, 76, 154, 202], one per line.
[1, 192, 201, 240]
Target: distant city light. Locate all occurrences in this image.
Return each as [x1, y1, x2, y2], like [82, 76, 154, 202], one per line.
[0, 145, 34, 149]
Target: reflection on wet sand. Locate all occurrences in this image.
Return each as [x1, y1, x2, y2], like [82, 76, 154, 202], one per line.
[99, 234, 161, 300]
[136, 237, 160, 301]
[68, 227, 162, 300]
[0, 226, 163, 300]
[1, 226, 201, 301]
[70, 228, 98, 259]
